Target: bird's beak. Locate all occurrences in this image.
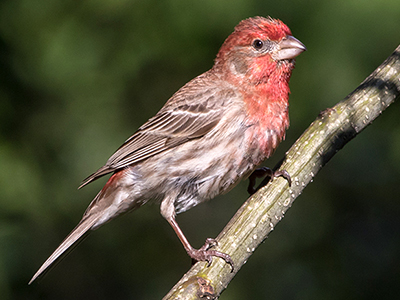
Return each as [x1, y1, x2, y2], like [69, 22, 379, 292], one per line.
[275, 35, 306, 61]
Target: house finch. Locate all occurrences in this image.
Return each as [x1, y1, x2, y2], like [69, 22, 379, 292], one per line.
[29, 16, 305, 284]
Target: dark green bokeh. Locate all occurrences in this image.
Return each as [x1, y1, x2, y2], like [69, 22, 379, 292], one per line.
[0, 0, 399, 299]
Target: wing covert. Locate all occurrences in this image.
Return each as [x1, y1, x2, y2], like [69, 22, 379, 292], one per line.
[79, 93, 227, 188]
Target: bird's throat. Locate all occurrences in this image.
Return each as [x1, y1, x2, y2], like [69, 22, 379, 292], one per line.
[243, 77, 290, 157]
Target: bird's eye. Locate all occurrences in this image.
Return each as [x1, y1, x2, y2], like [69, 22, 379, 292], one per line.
[252, 39, 264, 50]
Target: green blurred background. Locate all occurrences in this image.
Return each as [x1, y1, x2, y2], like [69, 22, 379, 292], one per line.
[1, 0, 399, 299]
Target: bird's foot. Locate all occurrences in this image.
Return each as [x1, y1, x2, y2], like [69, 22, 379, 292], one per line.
[188, 238, 234, 272]
[247, 167, 292, 194]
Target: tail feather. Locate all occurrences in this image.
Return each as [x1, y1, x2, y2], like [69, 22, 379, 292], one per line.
[29, 215, 99, 284]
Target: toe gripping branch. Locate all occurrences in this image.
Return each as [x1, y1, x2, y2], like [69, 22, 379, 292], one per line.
[189, 238, 234, 272]
[247, 167, 292, 195]
[168, 217, 234, 272]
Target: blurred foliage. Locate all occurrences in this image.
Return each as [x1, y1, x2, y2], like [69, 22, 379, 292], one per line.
[0, 0, 399, 299]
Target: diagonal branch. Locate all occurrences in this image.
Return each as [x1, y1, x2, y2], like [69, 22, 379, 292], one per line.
[163, 44, 400, 300]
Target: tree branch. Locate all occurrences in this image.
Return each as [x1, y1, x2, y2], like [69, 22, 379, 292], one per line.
[163, 45, 400, 300]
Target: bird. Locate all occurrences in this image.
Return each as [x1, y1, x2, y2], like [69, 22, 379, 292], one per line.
[29, 16, 306, 284]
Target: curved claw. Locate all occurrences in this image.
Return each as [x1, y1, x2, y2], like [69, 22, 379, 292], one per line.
[273, 169, 292, 187]
[248, 167, 274, 194]
[166, 217, 234, 273]
[202, 238, 218, 250]
[248, 167, 292, 194]
[188, 238, 234, 272]
[206, 250, 234, 271]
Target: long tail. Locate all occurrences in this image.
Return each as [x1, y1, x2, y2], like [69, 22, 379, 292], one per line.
[29, 214, 99, 284]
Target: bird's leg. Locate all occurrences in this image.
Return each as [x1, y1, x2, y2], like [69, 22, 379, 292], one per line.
[247, 167, 292, 194]
[167, 217, 234, 272]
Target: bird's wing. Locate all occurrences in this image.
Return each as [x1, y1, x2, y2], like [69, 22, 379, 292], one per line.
[79, 86, 230, 188]
[109, 101, 222, 167]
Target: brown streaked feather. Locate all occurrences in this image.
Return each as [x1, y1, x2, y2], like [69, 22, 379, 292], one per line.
[79, 85, 232, 189]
